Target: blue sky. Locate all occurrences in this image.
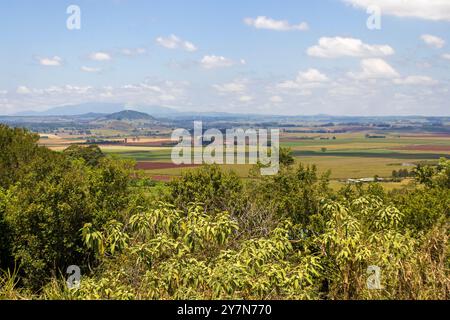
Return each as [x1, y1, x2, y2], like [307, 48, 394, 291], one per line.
[1, 0, 449, 115]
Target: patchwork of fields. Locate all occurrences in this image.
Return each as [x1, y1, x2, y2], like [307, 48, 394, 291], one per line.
[40, 130, 450, 189]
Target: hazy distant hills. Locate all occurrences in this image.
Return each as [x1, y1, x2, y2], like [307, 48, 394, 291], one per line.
[14, 103, 179, 117]
[7, 103, 450, 123]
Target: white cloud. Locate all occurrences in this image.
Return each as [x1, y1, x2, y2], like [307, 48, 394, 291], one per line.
[270, 95, 283, 103]
[348, 59, 399, 79]
[343, 0, 450, 22]
[278, 69, 329, 90]
[442, 53, 450, 60]
[213, 80, 247, 93]
[139, 84, 163, 93]
[328, 83, 361, 96]
[48, 85, 92, 95]
[298, 69, 330, 82]
[239, 95, 254, 102]
[81, 66, 101, 73]
[244, 16, 308, 31]
[393, 76, 437, 85]
[159, 94, 177, 102]
[156, 34, 197, 52]
[307, 37, 395, 58]
[200, 55, 243, 69]
[6, 81, 188, 113]
[89, 52, 112, 61]
[16, 86, 32, 94]
[421, 34, 445, 49]
[121, 48, 147, 56]
[38, 56, 63, 67]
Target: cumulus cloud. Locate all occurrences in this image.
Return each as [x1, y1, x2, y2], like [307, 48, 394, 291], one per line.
[307, 37, 395, 58]
[16, 86, 32, 94]
[278, 69, 329, 90]
[270, 95, 283, 103]
[298, 69, 330, 82]
[442, 53, 450, 60]
[89, 52, 112, 61]
[239, 95, 254, 102]
[81, 66, 101, 73]
[348, 59, 399, 79]
[121, 48, 147, 56]
[156, 34, 197, 52]
[212, 80, 247, 93]
[421, 34, 445, 49]
[244, 16, 308, 31]
[343, 0, 450, 22]
[200, 55, 244, 69]
[38, 56, 63, 67]
[393, 76, 437, 85]
[5, 81, 188, 113]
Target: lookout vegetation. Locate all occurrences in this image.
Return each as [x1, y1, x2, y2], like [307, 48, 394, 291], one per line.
[0, 124, 449, 300]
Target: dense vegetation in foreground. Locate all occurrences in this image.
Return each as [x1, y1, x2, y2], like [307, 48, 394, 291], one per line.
[0, 124, 449, 300]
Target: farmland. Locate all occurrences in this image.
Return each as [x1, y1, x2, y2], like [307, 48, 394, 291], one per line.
[36, 123, 450, 190]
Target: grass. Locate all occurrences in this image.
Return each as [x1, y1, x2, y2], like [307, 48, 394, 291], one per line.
[105, 149, 172, 161]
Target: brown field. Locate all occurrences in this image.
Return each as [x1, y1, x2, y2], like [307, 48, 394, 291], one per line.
[136, 162, 199, 170]
[398, 134, 450, 138]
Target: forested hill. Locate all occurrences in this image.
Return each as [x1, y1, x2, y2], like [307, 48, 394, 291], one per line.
[100, 110, 156, 121]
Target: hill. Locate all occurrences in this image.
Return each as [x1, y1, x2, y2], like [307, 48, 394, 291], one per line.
[101, 110, 155, 121]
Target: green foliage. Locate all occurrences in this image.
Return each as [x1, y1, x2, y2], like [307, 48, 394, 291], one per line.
[86, 157, 136, 226]
[73, 204, 321, 300]
[0, 126, 137, 289]
[414, 158, 450, 188]
[0, 125, 41, 188]
[248, 163, 331, 227]
[279, 147, 295, 167]
[0, 124, 448, 300]
[167, 165, 244, 215]
[0, 268, 24, 300]
[0, 189, 12, 270]
[3, 154, 92, 288]
[63, 144, 105, 167]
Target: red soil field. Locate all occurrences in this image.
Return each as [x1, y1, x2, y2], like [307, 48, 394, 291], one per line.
[135, 162, 200, 170]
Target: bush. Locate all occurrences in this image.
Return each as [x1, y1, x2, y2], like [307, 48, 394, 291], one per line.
[167, 165, 245, 216]
[63, 145, 105, 167]
[0, 125, 41, 188]
[0, 126, 137, 289]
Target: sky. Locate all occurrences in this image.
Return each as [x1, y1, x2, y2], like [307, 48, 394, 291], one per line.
[1, 0, 450, 116]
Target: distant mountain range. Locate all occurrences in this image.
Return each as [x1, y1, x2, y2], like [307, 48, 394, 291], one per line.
[14, 103, 179, 117]
[8, 103, 450, 122]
